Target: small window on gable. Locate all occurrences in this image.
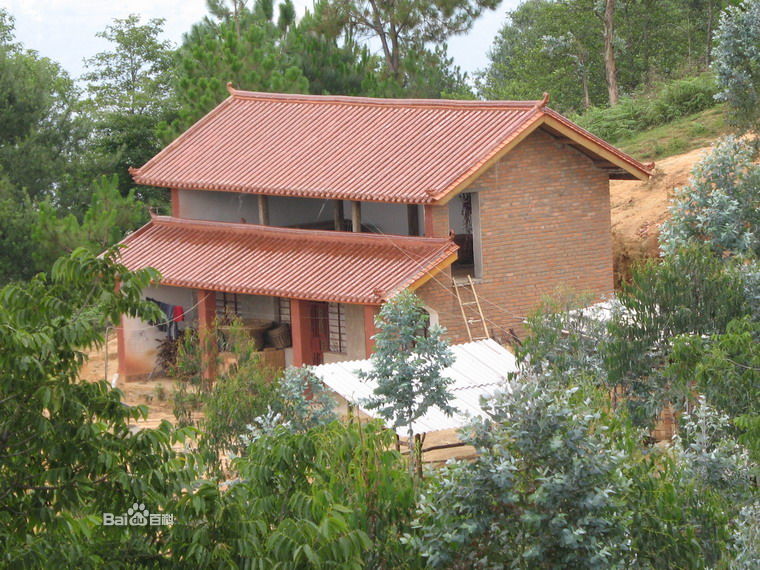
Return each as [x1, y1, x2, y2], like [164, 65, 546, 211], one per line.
[327, 302, 346, 353]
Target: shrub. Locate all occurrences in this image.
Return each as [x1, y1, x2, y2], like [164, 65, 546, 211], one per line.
[414, 382, 629, 568]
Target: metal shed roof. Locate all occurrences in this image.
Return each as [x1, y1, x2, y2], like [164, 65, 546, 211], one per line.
[311, 339, 518, 434]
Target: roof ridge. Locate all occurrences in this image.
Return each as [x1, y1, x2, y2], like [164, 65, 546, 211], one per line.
[151, 215, 455, 247]
[226, 84, 541, 110]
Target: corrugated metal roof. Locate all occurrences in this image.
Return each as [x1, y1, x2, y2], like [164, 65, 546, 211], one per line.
[116, 215, 458, 304]
[131, 89, 651, 205]
[312, 339, 518, 434]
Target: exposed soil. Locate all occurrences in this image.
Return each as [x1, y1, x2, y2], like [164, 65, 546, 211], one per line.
[610, 144, 710, 284]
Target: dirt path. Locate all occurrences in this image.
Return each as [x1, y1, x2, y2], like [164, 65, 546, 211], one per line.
[610, 144, 710, 283]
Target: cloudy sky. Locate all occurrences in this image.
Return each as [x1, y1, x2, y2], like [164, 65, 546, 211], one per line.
[3, 0, 520, 82]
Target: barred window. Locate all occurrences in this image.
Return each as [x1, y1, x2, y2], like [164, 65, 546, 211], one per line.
[216, 292, 238, 320]
[328, 302, 346, 353]
[277, 298, 291, 323]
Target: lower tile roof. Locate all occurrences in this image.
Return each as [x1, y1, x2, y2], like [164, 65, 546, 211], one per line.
[116, 216, 458, 304]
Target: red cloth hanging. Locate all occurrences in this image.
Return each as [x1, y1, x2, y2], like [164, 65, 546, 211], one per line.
[172, 305, 185, 322]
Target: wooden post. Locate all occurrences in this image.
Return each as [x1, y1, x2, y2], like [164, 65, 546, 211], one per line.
[407, 204, 419, 236]
[351, 201, 361, 232]
[116, 315, 127, 378]
[170, 188, 181, 217]
[257, 194, 269, 225]
[290, 298, 311, 366]
[333, 200, 344, 231]
[423, 204, 435, 237]
[197, 290, 217, 382]
[363, 304, 379, 357]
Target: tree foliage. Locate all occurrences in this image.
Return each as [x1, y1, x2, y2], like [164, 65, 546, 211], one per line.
[660, 136, 760, 258]
[360, 290, 456, 472]
[415, 382, 629, 568]
[82, 14, 176, 201]
[713, 0, 760, 133]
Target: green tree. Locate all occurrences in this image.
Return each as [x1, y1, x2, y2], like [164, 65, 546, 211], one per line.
[660, 136, 760, 259]
[415, 382, 629, 568]
[360, 290, 455, 476]
[713, 0, 760, 133]
[167, 0, 308, 137]
[82, 14, 176, 201]
[0, 248, 194, 565]
[0, 9, 88, 205]
[327, 0, 498, 80]
[164, 420, 416, 566]
[30, 175, 149, 272]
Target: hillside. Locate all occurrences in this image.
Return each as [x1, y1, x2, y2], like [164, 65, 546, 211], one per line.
[610, 143, 711, 284]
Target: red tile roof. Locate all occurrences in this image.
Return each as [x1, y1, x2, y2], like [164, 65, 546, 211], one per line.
[116, 216, 458, 304]
[131, 89, 651, 204]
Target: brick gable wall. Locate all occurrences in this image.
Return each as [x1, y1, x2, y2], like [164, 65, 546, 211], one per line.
[418, 128, 614, 343]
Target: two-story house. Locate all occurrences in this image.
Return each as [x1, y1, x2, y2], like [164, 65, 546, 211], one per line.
[115, 86, 651, 380]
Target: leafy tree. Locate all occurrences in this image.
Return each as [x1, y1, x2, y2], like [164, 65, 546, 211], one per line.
[167, 0, 308, 138]
[165, 420, 416, 566]
[713, 0, 760, 133]
[0, 178, 38, 284]
[0, 248, 195, 565]
[660, 136, 760, 259]
[415, 382, 629, 568]
[327, 0, 498, 81]
[0, 9, 88, 205]
[30, 175, 149, 272]
[360, 290, 456, 476]
[82, 14, 176, 201]
[669, 317, 760, 461]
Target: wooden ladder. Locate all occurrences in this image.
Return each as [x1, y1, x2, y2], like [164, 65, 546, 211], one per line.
[453, 275, 489, 341]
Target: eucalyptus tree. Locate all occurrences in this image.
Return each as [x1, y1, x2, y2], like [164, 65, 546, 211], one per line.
[360, 290, 456, 477]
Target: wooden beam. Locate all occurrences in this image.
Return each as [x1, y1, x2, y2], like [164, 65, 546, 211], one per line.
[197, 290, 217, 383]
[351, 201, 361, 232]
[407, 204, 420, 236]
[257, 194, 269, 225]
[333, 199, 344, 231]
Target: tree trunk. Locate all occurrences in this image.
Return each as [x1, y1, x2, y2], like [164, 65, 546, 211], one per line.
[603, 0, 619, 106]
[706, 1, 714, 66]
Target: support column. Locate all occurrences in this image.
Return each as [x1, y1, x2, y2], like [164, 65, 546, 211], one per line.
[258, 194, 269, 225]
[407, 204, 420, 236]
[290, 298, 312, 366]
[364, 305, 379, 357]
[170, 188, 181, 217]
[423, 204, 435, 237]
[197, 290, 217, 382]
[352, 201, 362, 232]
[116, 315, 127, 378]
[333, 200, 344, 231]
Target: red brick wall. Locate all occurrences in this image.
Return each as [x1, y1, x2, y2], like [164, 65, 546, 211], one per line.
[418, 128, 614, 343]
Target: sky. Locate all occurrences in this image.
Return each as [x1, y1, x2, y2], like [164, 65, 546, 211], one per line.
[2, 0, 520, 81]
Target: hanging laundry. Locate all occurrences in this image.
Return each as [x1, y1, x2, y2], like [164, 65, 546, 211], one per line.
[146, 297, 184, 340]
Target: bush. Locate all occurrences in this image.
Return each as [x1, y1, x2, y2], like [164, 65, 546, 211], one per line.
[414, 382, 629, 568]
[575, 73, 718, 143]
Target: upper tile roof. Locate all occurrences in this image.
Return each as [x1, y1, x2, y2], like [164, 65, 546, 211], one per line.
[116, 216, 458, 304]
[130, 88, 652, 204]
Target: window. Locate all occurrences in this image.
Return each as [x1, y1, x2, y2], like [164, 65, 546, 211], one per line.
[216, 292, 239, 321]
[327, 302, 346, 353]
[277, 297, 291, 323]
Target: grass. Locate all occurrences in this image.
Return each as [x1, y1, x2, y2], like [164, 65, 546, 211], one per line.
[617, 105, 729, 162]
